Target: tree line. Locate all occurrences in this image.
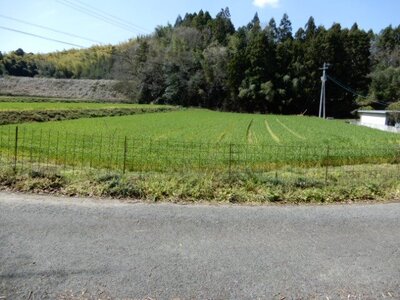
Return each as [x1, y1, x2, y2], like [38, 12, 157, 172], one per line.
[0, 8, 399, 117]
[0, 46, 115, 79]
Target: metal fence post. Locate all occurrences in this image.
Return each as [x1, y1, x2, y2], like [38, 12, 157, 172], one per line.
[20, 128, 25, 171]
[325, 145, 330, 185]
[72, 133, 77, 173]
[229, 143, 233, 177]
[123, 136, 127, 174]
[397, 146, 400, 179]
[13, 126, 19, 172]
[89, 134, 94, 169]
[46, 130, 51, 171]
[55, 131, 60, 167]
[98, 133, 102, 169]
[63, 132, 68, 171]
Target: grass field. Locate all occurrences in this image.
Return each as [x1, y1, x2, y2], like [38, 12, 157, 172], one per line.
[0, 109, 398, 172]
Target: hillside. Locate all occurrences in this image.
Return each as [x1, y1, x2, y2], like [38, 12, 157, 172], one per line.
[0, 76, 126, 101]
[0, 12, 398, 116]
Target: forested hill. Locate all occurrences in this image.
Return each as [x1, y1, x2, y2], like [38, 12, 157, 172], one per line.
[0, 8, 399, 117]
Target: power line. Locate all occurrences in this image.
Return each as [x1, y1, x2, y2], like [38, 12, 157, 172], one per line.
[0, 14, 102, 44]
[327, 75, 388, 106]
[57, 0, 140, 34]
[327, 75, 367, 99]
[70, 0, 150, 33]
[56, 0, 148, 35]
[0, 25, 85, 48]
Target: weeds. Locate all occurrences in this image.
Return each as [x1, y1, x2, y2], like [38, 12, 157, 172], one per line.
[0, 164, 398, 204]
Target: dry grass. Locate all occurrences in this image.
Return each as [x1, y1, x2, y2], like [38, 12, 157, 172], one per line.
[0, 76, 126, 101]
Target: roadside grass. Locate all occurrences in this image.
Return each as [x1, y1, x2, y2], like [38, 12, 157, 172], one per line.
[0, 164, 398, 204]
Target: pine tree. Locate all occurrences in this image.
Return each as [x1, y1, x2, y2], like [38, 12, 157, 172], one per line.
[305, 17, 316, 40]
[265, 18, 278, 42]
[278, 13, 293, 42]
[174, 15, 183, 27]
[212, 7, 235, 45]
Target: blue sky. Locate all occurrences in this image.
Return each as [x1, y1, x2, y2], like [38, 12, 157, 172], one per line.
[0, 0, 399, 54]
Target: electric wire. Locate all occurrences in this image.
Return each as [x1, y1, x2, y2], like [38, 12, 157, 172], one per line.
[327, 75, 368, 98]
[0, 14, 102, 44]
[0, 25, 85, 48]
[69, 0, 150, 33]
[57, 0, 135, 33]
[56, 0, 148, 35]
[327, 75, 388, 106]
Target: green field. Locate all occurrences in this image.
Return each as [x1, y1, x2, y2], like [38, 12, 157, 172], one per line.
[0, 109, 398, 172]
[0, 101, 164, 111]
[5, 109, 399, 146]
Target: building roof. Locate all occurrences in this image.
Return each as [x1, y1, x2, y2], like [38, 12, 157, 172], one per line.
[358, 110, 400, 115]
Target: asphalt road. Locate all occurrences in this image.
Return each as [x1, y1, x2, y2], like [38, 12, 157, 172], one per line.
[1, 192, 399, 299]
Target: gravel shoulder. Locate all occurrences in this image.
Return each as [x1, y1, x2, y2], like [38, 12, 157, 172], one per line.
[1, 192, 399, 299]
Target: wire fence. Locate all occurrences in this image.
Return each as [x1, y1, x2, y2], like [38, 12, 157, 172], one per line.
[0, 126, 399, 180]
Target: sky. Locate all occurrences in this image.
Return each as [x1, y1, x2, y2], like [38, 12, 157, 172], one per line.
[0, 0, 399, 54]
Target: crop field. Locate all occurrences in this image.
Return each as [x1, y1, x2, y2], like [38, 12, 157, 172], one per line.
[0, 101, 165, 111]
[0, 97, 177, 126]
[5, 109, 399, 146]
[0, 109, 399, 172]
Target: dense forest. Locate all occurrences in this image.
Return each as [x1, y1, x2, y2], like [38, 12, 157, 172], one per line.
[0, 9, 399, 117]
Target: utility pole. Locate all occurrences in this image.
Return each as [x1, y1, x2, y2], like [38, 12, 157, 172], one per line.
[319, 63, 330, 119]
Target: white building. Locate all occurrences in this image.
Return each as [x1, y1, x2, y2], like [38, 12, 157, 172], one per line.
[357, 110, 400, 133]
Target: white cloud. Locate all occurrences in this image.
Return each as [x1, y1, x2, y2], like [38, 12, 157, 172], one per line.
[252, 0, 280, 8]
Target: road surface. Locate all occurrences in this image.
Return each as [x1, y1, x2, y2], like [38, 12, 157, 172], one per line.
[1, 192, 399, 299]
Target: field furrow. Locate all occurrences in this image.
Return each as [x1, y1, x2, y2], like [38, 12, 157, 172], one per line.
[264, 119, 281, 144]
[275, 118, 306, 140]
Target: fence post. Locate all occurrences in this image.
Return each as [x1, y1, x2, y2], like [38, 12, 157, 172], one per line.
[123, 136, 127, 174]
[55, 131, 60, 166]
[198, 143, 202, 170]
[46, 130, 51, 171]
[63, 132, 68, 171]
[89, 134, 94, 169]
[72, 133, 77, 173]
[397, 146, 400, 179]
[325, 145, 330, 185]
[13, 126, 19, 172]
[20, 128, 25, 171]
[229, 143, 233, 177]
